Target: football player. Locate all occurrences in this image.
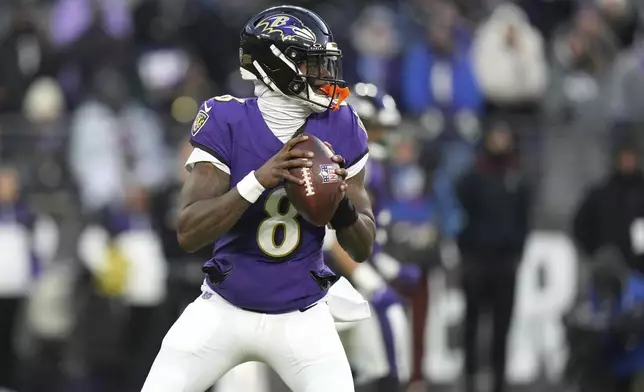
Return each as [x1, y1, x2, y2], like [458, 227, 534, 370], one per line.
[142, 6, 375, 392]
[325, 84, 414, 392]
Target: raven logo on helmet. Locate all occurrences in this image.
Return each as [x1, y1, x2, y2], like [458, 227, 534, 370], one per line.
[255, 15, 316, 43]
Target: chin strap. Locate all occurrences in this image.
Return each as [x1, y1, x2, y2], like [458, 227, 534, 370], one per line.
[320, 84, 351, 110]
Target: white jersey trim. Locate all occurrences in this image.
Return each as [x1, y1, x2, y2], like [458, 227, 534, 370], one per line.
[185, 147, 231, 175]
[346, 153, 369, 180]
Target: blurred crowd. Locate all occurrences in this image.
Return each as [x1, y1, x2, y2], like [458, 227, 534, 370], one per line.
[4, 0, 644, 391]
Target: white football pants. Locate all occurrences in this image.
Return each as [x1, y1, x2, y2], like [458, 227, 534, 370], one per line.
[141, 289, 354, 392]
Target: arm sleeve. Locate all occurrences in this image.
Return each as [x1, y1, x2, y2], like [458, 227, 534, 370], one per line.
[188, 98, 233, 173]
[335, 105, 370, 179]
[185, 148, 231, 175]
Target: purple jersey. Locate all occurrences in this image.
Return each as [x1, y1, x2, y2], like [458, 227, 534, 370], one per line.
[190, 96, 368, 313]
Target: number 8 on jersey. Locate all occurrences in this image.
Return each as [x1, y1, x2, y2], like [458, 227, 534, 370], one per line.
[257, 188, 301, 258]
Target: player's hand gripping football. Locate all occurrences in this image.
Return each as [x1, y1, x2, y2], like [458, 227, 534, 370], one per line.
[323, 141, 348, 192]
[255, 134, 315, 188]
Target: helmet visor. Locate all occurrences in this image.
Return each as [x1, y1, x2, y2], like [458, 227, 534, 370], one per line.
[303, 52, 345, 88]
[300, 50, 349, 110]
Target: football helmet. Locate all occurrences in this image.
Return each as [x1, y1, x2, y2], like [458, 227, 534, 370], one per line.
[240, 5, 350, 111]
[346, 82, 401, 128]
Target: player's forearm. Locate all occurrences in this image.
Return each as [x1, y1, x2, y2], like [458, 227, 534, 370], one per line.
[177, 190, 250, 252]
[332, 169, 376, 262]
[335, 213, 376, 262]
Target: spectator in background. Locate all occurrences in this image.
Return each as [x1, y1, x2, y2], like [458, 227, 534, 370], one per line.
[596, 0, 638, 48]
[15, 78, 83, 392]
[514, 0, 577, 43]
[571, 144, 644, 392]
[456, 123, 531, 392]
[450, 0, 489, 25]
[0, 1, 49, 113]
[409, 0, 485, 27]
[608, 38, 644, 146]
[68, 66, 168, 391]
[102, 183, 168, 391]
[0, 166, 39, 392]
[573, 144, 644, 275]
[473, 2, 548, 180]
[131, 0, 187, 48]
[402, 0, 482, 186]
[150, 137, 212, 329]
[552, 7, 620, 78]
[178, 0, 251, 94]
[137, 51, 209, 112]
[538, 7, 619, 228]
[69, 67, 167, 217]
[473, 3, 548, 110]
[346, 5, 401, 92]
[50, 0, 135, 106]
[383, 132, 460, 389]
[72, 177, 168, 392]
[22, 77, 82, 262]
[564, 245, 644, 392]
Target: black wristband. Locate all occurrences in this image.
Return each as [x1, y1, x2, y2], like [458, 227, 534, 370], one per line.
[330, 195, 359, 230]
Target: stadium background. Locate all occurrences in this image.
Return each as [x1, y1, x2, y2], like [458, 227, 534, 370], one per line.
[0, 0, 639, 391]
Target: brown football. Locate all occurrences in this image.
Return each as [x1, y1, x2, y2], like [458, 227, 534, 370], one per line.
[284, 133, 343, 227]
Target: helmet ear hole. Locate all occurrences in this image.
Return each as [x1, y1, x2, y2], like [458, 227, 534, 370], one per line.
[286, 49, 301, 63]
[289, 80, 306, 94]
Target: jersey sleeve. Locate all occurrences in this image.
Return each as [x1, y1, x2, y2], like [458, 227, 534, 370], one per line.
[335, 105, 369, 179]
[185, 147, 230, 175]
[187, 98, 232, 174]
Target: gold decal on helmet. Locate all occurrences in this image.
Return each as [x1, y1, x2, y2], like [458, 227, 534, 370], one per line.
[256, 14, 316, 43]
[270, 16, 290, 28]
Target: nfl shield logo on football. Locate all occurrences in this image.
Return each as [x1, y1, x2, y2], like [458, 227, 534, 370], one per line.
[319, 164, 338, 184]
